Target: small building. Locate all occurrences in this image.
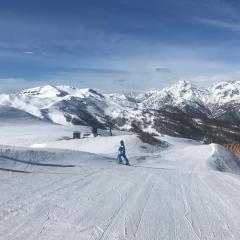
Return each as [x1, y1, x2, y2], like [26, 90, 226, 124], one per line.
[73, 131, 81, 139]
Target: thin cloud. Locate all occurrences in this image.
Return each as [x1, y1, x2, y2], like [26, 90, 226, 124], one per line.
[114, 79, 126, 86]
[155, 67, 172, 74]
[186, 72, 240, 87]
[24, 51, 35, 55]
[197, 18, 240, 31]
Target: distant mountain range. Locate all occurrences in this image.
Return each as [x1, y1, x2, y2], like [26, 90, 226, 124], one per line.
[1, 80, 240, 143]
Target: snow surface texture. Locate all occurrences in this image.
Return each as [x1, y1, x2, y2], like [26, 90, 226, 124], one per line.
[1, 122, 240, 239]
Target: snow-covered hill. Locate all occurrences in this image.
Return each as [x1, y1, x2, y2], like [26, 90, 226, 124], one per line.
[2, 80, 240, 123]
[1, 81, 240, 143]
[0, 85, 139, 126]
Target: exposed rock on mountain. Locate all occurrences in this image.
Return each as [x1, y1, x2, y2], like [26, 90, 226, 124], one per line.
[1, 80, 240, 143]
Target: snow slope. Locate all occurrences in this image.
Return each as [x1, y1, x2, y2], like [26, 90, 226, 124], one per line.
[1, 123, 240, 239]
[30, 134, 164, 160]
[0, 121, 91, 147]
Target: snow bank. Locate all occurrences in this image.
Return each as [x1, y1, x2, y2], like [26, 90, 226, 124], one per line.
[209, 143, 240, 173]
[0, 145, 115, 173]
[0, 146, 71, 172]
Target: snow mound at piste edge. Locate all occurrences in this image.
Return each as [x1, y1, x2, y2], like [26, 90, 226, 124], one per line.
[0, 145, 113, 173]
[209, 143, 240, 173]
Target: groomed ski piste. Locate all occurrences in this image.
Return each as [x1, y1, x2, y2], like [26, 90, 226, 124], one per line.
[1, 118, 240, 239]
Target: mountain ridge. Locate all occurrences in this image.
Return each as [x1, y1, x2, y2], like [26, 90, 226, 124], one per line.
[1, 80, 240, 143]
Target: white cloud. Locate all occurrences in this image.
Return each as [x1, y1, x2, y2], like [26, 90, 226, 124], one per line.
[197, 18, 240, 31]
[24, 51, 35, 55]
[187, 72, 240, 87]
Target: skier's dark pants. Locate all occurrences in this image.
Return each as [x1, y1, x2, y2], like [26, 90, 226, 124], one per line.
[118, 154, 129, 165]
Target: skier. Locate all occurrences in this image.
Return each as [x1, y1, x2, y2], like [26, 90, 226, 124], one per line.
[118, 140, 130, 165]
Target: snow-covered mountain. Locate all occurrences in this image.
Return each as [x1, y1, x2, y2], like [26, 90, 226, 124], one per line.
[140, 80, 240, 122]
[140, 80, 210, 117]
[1, 81, 240, 143]
[207, 81, 240, 106]
[0, 85, 139, 127]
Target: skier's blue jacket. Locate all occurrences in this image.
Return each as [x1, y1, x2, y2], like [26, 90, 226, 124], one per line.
[117, 144, 129, 164]
[118, 145, 126, 156]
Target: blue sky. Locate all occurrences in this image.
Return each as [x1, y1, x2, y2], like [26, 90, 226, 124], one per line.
[1, 0, 240, 92]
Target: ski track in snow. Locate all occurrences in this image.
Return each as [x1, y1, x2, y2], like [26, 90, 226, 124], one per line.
[1, 137, 240, 239]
